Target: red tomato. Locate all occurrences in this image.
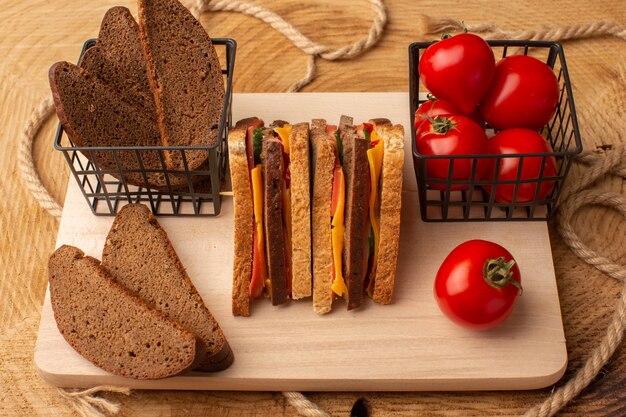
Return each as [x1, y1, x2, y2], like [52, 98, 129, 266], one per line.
[435, 240, 522, 330]
[355, 123, 373, 138]
[415, 115, 488, 190]
[484, 128, 557, 203]
[480, 55, 560, 131]
[419, 33, 495, 114]
[414, 97, 484, 131]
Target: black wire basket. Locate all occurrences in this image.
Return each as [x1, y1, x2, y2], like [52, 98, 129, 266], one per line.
[409, 40, 582, 222]
[54, 38, 236, 216]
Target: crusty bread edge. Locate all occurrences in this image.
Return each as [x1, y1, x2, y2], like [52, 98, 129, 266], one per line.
[289, 122, 312, 299]
[370, 122, 404, 304]
[49, 62, 88, 152]
[49, 245, 197, 379]
[195, 339, 234, 371]
[137, 0, 172, 167]
[228, 126, 253, 316]
[310, 121, 335, 314]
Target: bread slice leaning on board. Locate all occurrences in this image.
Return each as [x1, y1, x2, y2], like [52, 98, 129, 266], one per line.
[48, 245, 197, 379]
[48, 203, 233, 378]
[228, 116, 404, 316]
[102, 204, 233, 371]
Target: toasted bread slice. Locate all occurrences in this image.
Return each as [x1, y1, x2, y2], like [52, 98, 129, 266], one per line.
[49, 245, 196, 379]
[310, 119, 336, 314]
[101, 204, 232, 371]
[80, 7, 156, 117]
[138, 0, 224, 171]
[289, 123, 312, 299]
[228, 119, 256, 317]
[49, 61, 191, 189]
[368, 119, 404, 304]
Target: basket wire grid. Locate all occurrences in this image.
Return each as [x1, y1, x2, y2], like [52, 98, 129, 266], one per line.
[409, 40, 582, 222]
[54, 38, 236, 216]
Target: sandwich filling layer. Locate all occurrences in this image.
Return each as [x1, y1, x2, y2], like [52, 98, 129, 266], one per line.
[327, 125, 347, 298]
[246, 123, 267, 299]
[357, 123, 385, 293]
[273, 124, 294, 297]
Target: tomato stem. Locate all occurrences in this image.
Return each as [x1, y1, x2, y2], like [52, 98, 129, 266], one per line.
[483, 257, 522, 293]
[426, 93, 438, 101]
[427, 115, 458, 135]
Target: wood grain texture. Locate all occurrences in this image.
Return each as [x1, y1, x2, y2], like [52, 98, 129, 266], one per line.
[0, 0, 624, 415]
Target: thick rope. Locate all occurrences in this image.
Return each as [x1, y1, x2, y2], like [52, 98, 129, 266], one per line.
[18, 2, 626, 416]
[422, 17, 626, 41]
[190, 0, 387, 92]
[283, 392, 332, 417]
[57, 386, 131, 417]
[524, 145, 626, 417]
[18, 97, 63, 220]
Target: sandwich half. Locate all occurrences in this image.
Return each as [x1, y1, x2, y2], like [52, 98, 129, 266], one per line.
[310, 117, 349, 314]
[360, 119, 405, 305]
[311, 116, 404, 314]
[229, 118, 311, 316]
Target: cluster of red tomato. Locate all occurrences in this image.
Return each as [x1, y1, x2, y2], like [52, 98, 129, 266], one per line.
[415, 33, 560, 203]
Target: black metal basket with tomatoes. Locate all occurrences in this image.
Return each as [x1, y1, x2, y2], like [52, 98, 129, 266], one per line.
[409, 37, 582, 221]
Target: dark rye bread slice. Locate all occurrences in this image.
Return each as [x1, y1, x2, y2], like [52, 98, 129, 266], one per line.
[341, 124, 370, 311]
[79, 7, 156, 117]
[49, 61, 189, 190]
[48, 245, 196, 379]
[263, 135, 288, 305]
[101, 204, 233, 371]
[138, 0, 225, 171]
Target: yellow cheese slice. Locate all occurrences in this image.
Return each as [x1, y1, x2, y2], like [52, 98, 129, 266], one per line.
[367, 135, 384, 283]
[331, 168, 347, 297]
[274, 125, 292, 154]
[251, 165, 263, 221]
[251, 165, 268, 287]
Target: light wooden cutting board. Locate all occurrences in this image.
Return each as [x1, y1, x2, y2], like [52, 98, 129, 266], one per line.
[34, 93, 567, 391]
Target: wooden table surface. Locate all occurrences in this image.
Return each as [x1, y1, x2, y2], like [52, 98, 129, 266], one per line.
[0, 0, 624, 416]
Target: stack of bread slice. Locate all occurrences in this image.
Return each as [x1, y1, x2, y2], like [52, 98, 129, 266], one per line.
[49, 0, 224, 190]
[48, 204, 232, 379]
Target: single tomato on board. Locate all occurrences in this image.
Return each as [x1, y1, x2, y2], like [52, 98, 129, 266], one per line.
[480, 55, 560, 131]
[434, 239, 522, 330]
[419, 33, 495, 114]
[484, 128, 558, 203]
[415, 115, 488, 190]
